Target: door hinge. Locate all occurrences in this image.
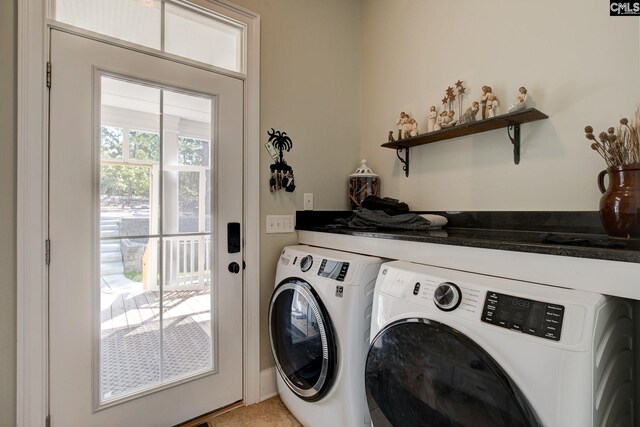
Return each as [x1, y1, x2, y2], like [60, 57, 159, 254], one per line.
[46, 415, 51, 427]
[45, 239, 51, 265]
[46, 62, 52, 88]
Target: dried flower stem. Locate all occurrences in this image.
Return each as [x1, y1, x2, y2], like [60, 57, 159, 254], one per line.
[584, 107, 640, 167]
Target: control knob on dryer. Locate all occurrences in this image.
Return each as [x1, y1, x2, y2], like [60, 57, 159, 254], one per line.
[433, 282, 462, 311]
[300, 255, 313, 272]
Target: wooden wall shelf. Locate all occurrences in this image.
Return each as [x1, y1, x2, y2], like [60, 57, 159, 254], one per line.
[381, 108, 548, 176]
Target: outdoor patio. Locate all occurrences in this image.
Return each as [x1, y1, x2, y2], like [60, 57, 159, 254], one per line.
[100, 283, 212, 402]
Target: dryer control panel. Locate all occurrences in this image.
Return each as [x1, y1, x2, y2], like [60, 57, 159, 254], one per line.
[481, 291, 565, 341]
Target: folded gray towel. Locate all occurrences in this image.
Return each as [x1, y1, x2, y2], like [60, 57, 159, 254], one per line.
[329, 209, 432, 231]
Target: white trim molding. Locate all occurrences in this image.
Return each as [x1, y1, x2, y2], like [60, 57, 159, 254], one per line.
[17, 0, 48, 426]
[17, 0, 261, 423]
[240, 7, 261, 407]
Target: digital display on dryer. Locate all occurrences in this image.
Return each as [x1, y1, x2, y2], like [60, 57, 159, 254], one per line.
[318, 259, 349, 281]
[481, 291, 565, 341]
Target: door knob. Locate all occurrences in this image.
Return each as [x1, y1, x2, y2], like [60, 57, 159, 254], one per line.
[228, 262, 240, 274]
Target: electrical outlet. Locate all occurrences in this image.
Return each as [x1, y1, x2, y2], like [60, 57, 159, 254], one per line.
[266, 215, 295, 233]
[303, 193, 314, 211]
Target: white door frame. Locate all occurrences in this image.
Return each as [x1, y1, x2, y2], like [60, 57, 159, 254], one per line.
[17, 1, 261, 425]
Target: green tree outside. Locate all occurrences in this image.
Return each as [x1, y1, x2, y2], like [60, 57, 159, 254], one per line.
[100, 126, 210, 207]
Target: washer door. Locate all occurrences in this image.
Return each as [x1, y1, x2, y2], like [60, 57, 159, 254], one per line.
[269, 278, 337, 401]
[365, 319, 542, 427]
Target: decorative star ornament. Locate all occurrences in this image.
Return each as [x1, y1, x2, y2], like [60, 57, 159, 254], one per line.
[454, 79, 464, 89]
[441, 96, 448, 105]
[458, 86, 466, 95]
[445, 86, 455, 98]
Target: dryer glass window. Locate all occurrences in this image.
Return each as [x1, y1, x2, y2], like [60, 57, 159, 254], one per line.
[269, 279, 336, 401]
[365, 319, 541, 427]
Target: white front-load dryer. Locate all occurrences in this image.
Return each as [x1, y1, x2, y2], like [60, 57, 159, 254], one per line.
[269, 245, 384, 427]
[365, 260, 634, 427]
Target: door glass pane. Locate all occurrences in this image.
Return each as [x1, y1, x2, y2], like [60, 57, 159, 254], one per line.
[55, 0, 161, 49]
[162, 90, 212, 235]
[99, 75, 215, 405]
[101, 77, 160, 238]
[100, 76, 161, 404]
[165, 3, 244, 72]
[100, 237, 161, 401]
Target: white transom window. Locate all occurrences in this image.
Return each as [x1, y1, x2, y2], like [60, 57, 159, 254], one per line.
[52, 0, 246, 73]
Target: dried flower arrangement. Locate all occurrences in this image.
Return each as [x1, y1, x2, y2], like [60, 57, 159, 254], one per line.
[584, 108, 640, 166]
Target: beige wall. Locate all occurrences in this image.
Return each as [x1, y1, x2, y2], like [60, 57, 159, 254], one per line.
[361, 0, 640, 211]
[229, 0, 362, 370]
[0, 0, 16, 425]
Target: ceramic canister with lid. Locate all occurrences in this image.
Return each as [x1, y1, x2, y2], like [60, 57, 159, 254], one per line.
[348, 159, 380, 209]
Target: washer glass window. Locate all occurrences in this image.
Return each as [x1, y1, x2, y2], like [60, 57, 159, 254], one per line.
[365, 319, 541, 427]
[269, 278, 336, 401]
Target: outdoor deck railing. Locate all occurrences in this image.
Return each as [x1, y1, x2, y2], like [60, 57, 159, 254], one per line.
[155, 235, 211, 291]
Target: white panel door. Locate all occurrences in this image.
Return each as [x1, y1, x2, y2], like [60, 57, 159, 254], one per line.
[49, 29, 243, 427]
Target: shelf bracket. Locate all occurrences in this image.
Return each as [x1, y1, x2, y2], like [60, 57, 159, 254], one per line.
[396, 147, 410, 177]
[507, 122, 521, 165]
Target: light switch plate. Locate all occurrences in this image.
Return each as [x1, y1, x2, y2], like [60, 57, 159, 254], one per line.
[266, 215, 295, 233]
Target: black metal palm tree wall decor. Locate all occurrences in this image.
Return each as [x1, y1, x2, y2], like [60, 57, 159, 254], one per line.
[268, 128, 296, 192]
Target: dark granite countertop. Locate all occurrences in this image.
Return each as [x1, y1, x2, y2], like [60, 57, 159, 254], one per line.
[296, 211, 640, 264]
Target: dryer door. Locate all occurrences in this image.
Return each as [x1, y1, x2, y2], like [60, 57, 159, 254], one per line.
[269, 278, 337, 402]
[365, 319, 541, 427]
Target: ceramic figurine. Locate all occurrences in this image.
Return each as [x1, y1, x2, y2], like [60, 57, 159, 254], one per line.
[404, 118, 419, 137]
[440, 110, 457, 128]
[427, 106, 437, 132]
[508, 86, 528, 113]
[486, 95, 499, 118]
[396, 112, 408, 138]
[480, 86, 493, 119]
[396, 111, 409, 128]
[459, 101, 480, 124]
[434, 111, 447, 131]
[388, 131, 395, 142]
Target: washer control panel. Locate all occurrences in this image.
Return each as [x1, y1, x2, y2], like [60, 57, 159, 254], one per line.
[318, 259, 349, 282]
[481, 291, 565, 341]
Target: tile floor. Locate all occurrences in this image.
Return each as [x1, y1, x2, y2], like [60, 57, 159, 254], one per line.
[181, 396, 302, 427]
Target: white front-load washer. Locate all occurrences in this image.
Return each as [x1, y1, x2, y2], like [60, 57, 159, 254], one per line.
[365, 260, 634, 427]
[269, 245, 384, 427]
